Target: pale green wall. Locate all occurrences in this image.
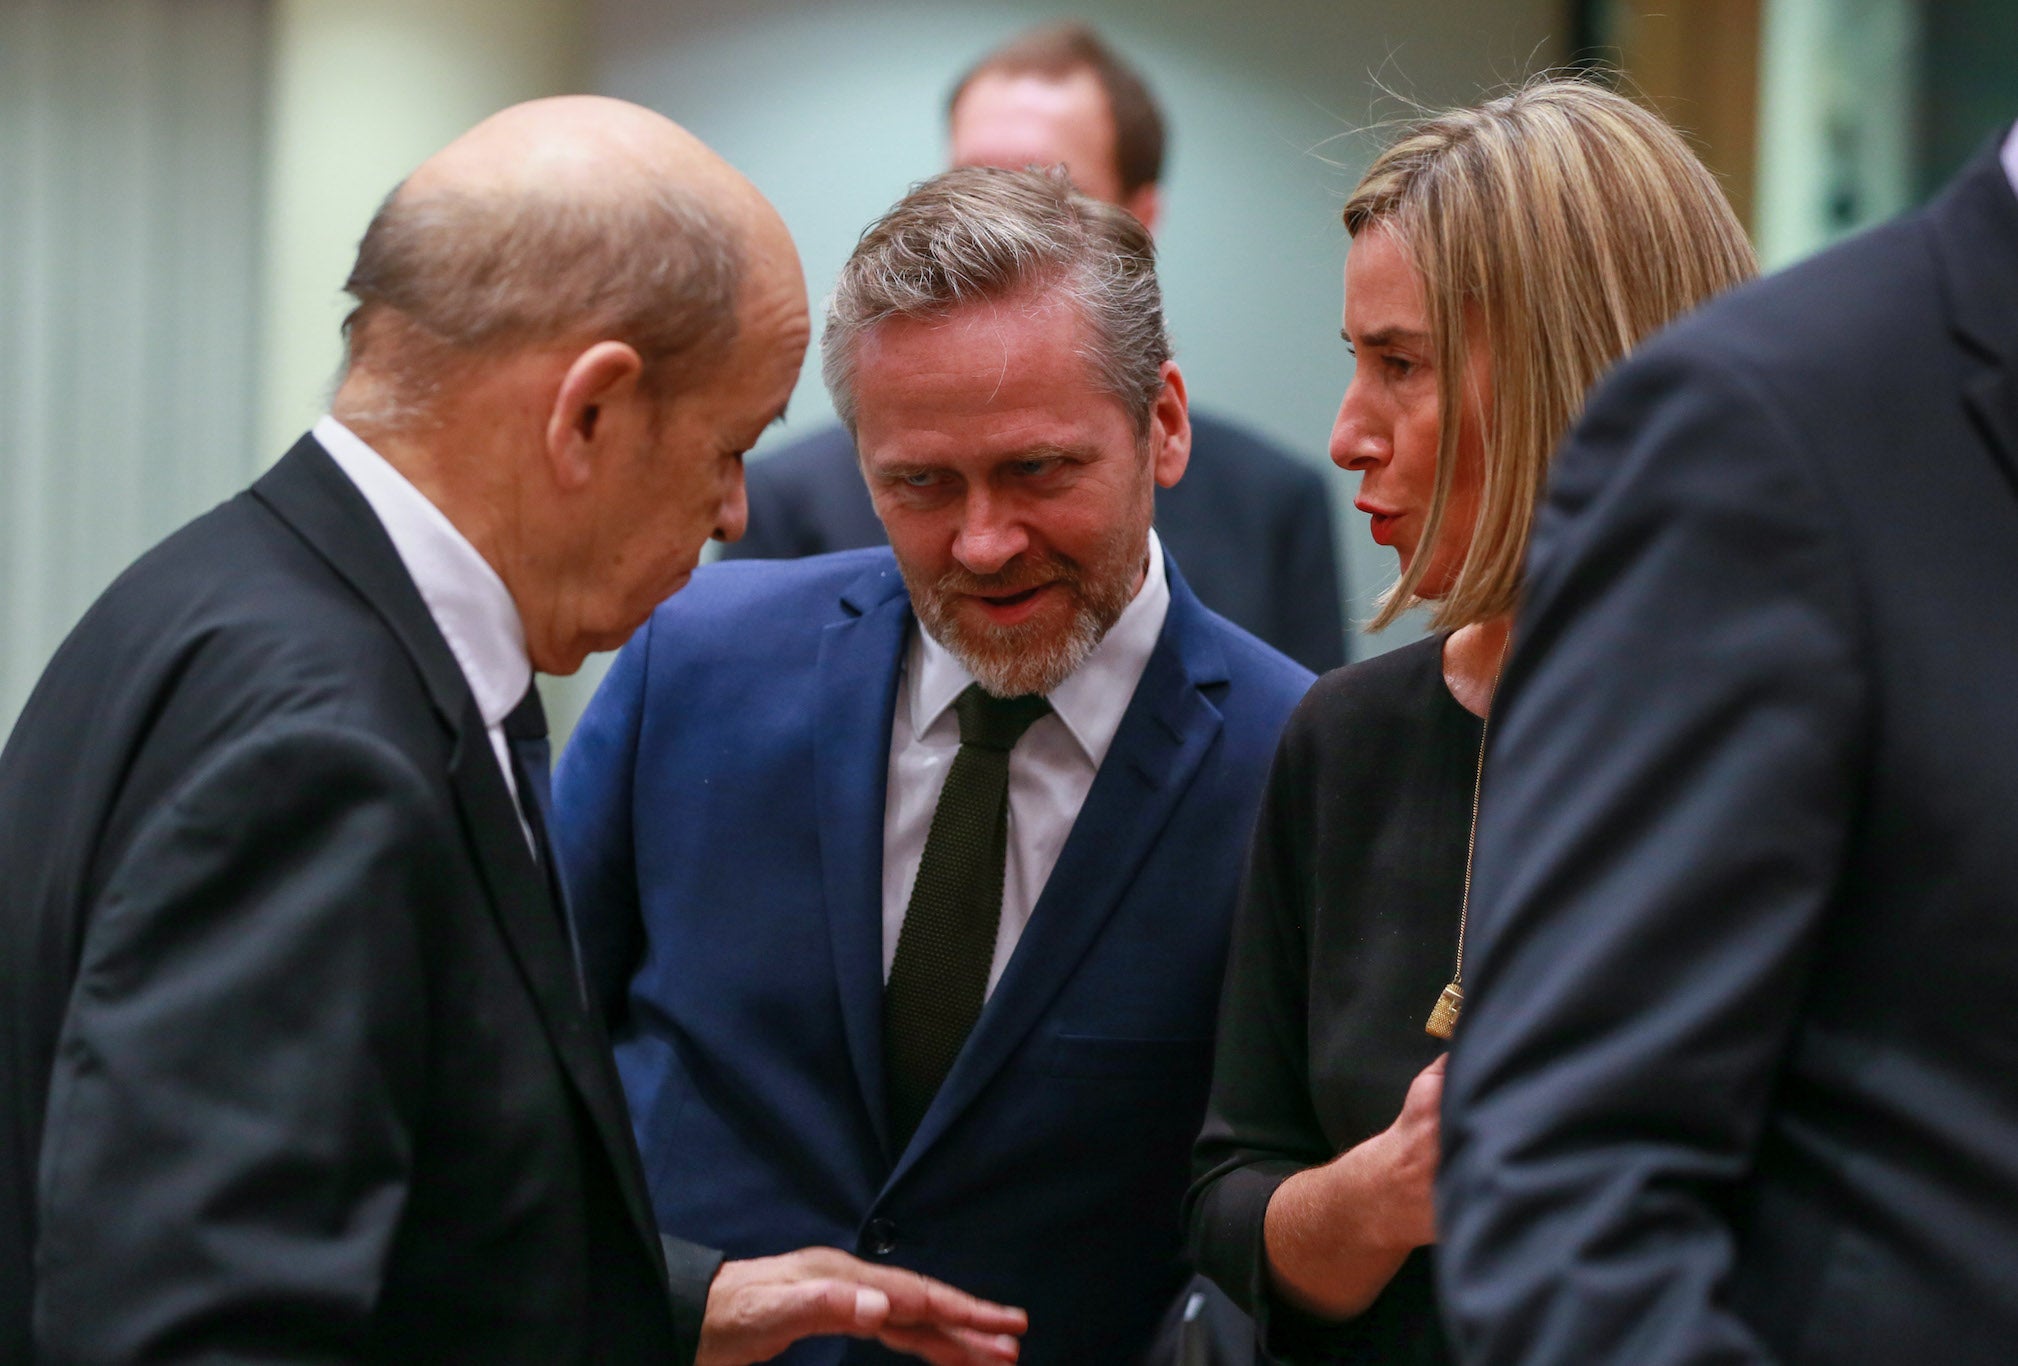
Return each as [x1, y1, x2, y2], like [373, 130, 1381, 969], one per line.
[1, 0, 269, 737]
[1755, 0, 1921, 270]
[258, 0, 591, 458]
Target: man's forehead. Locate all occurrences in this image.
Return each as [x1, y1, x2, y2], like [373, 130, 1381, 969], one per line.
[852, 301, 1127, 462]
[948, 69, 1118, 192]
[851, 292, 1097, 391]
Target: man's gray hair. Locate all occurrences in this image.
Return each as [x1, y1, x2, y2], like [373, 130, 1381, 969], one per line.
[822, 166, 1170, 433]
[340, 180, 744, 423]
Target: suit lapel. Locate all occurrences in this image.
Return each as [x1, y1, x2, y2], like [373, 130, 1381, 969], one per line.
[1927, 139, 2018, 500]
[440, 698, 667, 1259]
[815, 562, 913, 1159]
[253, 436, 668, 1272]
[1964, 369, 2018, 502]
[252, 438, 469, 728]
[888, 568, 1231, 1182]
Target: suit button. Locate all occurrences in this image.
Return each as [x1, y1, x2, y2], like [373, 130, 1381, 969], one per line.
[866, 1218, 899, 1256]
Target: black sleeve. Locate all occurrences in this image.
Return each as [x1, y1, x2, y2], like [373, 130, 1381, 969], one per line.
[1437, 348, 1868, 1363]
[33, 721, 442, 1362]
[1186, 712, 1349, 1360]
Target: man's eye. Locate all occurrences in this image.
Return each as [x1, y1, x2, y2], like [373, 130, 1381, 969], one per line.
[1014, 458, 1057, 477]
[903, 471, 937, 488]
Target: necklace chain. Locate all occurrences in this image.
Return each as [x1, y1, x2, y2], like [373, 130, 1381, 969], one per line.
[1426, 630, 1506, 1040]
[1452, 699, 1491, 987]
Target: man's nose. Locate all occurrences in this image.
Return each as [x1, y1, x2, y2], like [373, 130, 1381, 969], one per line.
[952, 490, 1029, 575]
[712, 463, 749, 543]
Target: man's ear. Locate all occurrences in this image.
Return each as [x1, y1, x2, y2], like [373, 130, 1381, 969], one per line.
[1124, 183, 1162, 236]
[1149, 360, 1190, 489]
[544, 341, 646, 489]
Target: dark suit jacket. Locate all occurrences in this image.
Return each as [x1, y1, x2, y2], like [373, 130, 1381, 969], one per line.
[1438, 140, 2018, 1362]
[0, 437, 712, 1363]
[553, 548, 1313, 1366]
[724, 410, 1348, 673]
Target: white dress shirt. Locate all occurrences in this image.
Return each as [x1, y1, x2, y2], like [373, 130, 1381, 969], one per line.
[314, 416, 533, 828]
[882, 531, 1171, 996]
[2003, 120, 2018, 196]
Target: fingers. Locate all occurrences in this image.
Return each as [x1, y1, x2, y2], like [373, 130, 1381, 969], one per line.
[898, 1269, 1028, 1334]
[697, 1273, 891, 1366]
[876, 1321, 1023, 1365]
[699, 1249, 1027, 1366]
[789, 1252, 1026, 1335]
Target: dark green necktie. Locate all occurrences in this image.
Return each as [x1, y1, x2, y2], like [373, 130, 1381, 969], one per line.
[884, 683, 1052, 1149]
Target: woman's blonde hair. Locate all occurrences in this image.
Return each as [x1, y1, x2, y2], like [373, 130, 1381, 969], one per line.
[1344, 77, 1757, 631]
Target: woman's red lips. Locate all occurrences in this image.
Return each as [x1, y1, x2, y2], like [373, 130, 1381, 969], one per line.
[1356, 500, 1400, 547]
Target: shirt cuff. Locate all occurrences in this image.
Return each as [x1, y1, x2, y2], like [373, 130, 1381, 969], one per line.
[661, 1234, 726, 1366]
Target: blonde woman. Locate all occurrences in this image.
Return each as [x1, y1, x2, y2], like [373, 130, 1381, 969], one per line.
[1184, 79, 1756, 1363]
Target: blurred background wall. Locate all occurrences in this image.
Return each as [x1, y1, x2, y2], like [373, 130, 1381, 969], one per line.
[1, 0, 2011, 740]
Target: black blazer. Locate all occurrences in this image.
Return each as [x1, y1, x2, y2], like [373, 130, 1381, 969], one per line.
[0, 438, 713, 1362]
[1438, 141, 2018, 1362]
[724, 409, 1349, 673]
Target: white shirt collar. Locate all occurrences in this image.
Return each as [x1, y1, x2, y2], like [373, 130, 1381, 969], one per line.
[313, 415, 531, 729]
[2003, 121, 2018, 198]
[908, 530, 1171, 768]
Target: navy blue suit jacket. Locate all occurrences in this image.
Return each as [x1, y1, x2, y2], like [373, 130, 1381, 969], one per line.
[722, 411, 1348, 674]
[554, 548, 1312, 1365]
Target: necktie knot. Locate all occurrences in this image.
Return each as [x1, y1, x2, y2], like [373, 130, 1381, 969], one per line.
[953, 684, 1051, 752]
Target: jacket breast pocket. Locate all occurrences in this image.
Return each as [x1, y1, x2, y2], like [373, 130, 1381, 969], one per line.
[1038, 1034, 1215, 1080]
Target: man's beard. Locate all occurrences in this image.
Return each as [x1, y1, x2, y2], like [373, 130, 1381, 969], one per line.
[906, 542, 1143, 698]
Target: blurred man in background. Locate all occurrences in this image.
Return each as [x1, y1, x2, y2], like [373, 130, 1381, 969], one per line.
[728, 22, 1347, 675]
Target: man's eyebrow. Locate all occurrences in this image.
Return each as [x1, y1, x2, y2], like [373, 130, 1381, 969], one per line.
[1007, 442, 1096, 462]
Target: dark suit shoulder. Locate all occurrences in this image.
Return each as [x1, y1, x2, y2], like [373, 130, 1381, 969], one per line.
[1185, 598, 1318, 707]
[6, 491, 453, 898]
[1188, 410, 1328, 495]
[1629, 209, 1936, 406]
[92, 492, 442, 744]
[748, 424, 858, 474]
[728, 425, 883, 559]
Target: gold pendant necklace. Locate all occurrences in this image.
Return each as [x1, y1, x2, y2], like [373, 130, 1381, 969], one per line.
[1425, 641, 1502, 1041]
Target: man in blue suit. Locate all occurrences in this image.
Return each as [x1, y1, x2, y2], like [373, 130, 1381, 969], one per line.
[722, 22, 1347, 675]
[554, 167, 1312, 1365]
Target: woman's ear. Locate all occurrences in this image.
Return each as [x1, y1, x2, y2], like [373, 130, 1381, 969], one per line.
[544, 341, 646, 489]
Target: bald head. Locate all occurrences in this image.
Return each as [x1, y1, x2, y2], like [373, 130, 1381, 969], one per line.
[324, 98, 809, 674]
[339, 96, 797, 421]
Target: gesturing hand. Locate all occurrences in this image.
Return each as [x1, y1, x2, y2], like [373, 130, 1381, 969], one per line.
[696, 1247, 1027, 1366]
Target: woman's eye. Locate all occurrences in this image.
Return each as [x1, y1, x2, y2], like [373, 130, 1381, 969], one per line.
[1384, 355, 1416, 378]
